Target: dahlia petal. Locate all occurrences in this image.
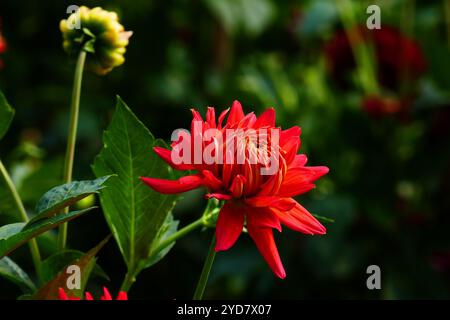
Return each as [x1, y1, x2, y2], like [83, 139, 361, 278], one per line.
[239, 112, 257, 128]
[202, 170, 223, 190]
[290, 154, 308, 168]
[218, 108, 230, 129]
[215, 203, 245, 251]
[153, 146, 195, 170]
[58, 287, 68, 300]
[258, 172, 282, 196]
[229, 175, 246, 198]
[276, 202, 326, 235]
[206, 107, 216, 128]
[247, 207, 282, 232]
[280, 126, 301, 146]
[222, 161, 233, 187]
[245, 196, 296, 211]
[191, 109, 204, 137]
[227, 100, 245, 126]
[282, 138, 300, 165]
[140, 175, 203, 194]
[116, 292, 128, 300]
[85, 292, 94, 300]
[191, 109, 204, 122]
[243, 162, 256, 194]
[101, 287, 113, 300]
[278, 183, 316, 198]
[278, 166, 329, 197]
[246, 224, 286, 279]
[205, 193, 233, 200]
[254, 108, 275, 128]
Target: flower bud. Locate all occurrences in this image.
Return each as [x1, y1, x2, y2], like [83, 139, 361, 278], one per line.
[60, 6, 132, 75]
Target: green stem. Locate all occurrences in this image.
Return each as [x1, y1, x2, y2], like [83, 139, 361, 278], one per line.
[336, 0, 379, 95]
[57, 50, 87, 251]
[119, 272, 136, 293]
[152, 218, 205, 256]
[193, 234, 216, 300]
[0, 159, 42, 282]
[152, 199, 220, 257]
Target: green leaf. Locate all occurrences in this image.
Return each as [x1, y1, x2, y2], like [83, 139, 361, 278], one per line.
[0, 90, 15, 141]
[29, 176, 112, 224]
[92, 96, 179, 277]
[33, 236, 110, 300]
[0, 91, 19, 219]
[0, 207, 95, 258]
[0, 257, 36, 293]
[137, 213, 179, 272]
[41, 249, 109, 283]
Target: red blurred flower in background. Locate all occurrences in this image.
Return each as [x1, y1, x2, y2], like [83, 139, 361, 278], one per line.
[59, 287, 128, 300]
[362, 95, 412, 120]
[0, 18, 7, 70]
[325, 26, 427, 117]
[141, 101, 328, 278]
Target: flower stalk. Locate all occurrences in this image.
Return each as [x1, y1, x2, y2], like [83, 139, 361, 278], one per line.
[335, 0, 379, 95]
[57, 50, 86, 250]
[193, 235, 216, 300]
[0, 159, 42, 282]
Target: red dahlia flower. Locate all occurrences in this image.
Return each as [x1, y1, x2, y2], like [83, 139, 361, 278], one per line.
[58, 287, 127, 300]
[141, 101, 328, 278]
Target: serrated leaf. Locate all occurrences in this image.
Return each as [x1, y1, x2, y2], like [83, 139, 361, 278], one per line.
[33, 236, 110, 300]
[0, 207, 95, 258]
[30, 176, 112, 224]
[92, 96, 179, 277]
[137, 213, 179, 273]
[41, 249, 109, 283]
[0, 256, 36, 293]
[0, 90, 15, 141]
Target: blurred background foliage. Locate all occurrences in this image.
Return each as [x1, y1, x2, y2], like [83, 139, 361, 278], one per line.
[1, 0, 450, 299]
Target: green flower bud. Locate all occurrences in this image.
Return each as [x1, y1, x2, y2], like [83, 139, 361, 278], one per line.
[60, 6, 132, 75]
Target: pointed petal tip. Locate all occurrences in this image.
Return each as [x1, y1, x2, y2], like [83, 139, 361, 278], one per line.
[214, 243, 227, 252]
[318, 226, 327, 235]
[141, 175, 203, 194]
[116, 291, 128, 300]
[315, 166, 330, 175]
[276, 270, 287, 279]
